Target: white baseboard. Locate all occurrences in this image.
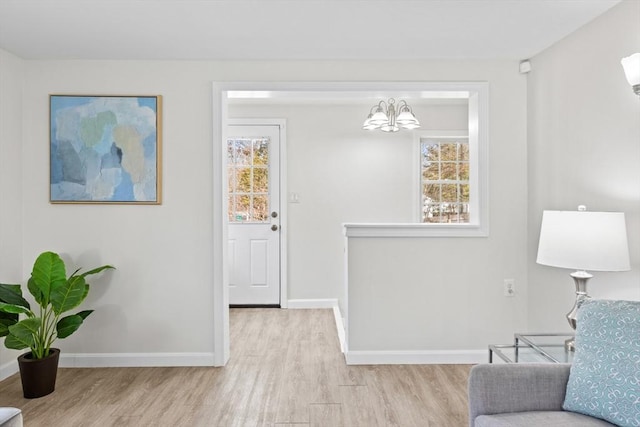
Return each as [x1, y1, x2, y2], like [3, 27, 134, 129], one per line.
[0, 359, 18, 381]
[0, 352, 216, 380]
[345, 349, 487, 365]
[287, 298, 338, 309]
[58, 352, 216, 368]
[332, 306, 346, 353]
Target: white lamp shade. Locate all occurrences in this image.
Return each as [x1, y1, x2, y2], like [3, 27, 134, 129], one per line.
[369, 110, 388, 125]
[621, 53, 640, 86]
[537, 210, 630, 272]
[401, 123, 421, 130]
[396, 110, 418, 125]
[362, 114, 378, 130]
[380, 123, 399, 132]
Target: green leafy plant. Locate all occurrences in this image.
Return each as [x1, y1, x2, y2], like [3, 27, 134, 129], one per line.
[0, 251, 114, 359]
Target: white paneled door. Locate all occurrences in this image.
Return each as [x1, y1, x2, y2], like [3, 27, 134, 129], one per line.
[227, 125, 281, 306]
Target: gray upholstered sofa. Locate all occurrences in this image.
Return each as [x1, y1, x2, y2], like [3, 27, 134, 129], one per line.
[468, 363, 615, 426]
[0, 408, 22, 427]
[468, 299, 640, 427]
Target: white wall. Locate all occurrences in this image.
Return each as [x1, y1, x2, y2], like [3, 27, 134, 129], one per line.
[0, 3, 635, 370]
[20, 61, 217, 361]
[229, 102, 468, 306]
[346, 235, 526, 356]
[527, 0, 640, 332]
[0, 57, 525, 371]
[344, 71, 528, 359]
[0, 48, 24, 372]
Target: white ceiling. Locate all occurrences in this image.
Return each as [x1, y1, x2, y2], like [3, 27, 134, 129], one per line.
[0, 0, 623, 61]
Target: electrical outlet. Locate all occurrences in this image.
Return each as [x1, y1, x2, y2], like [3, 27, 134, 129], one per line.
[504, 279, 515, 297]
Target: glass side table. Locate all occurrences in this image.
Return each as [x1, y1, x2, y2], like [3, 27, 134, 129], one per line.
[489, 333, 575, 363]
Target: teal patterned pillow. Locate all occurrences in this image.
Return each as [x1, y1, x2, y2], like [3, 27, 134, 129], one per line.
[563, 299, 640, 426]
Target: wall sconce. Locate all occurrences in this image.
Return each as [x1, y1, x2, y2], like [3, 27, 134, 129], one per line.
[362, 98, 420, 132]
[621, 53, 640, 96]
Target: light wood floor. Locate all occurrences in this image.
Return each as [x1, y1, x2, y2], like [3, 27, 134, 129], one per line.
[0, 309, 472, 426]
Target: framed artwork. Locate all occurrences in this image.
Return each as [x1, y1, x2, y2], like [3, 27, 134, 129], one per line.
[50, 95, 162, 204]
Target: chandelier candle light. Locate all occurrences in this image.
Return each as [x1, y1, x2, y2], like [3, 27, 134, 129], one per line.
[536, 206, 630, 351]
[362, 98, 420, 132]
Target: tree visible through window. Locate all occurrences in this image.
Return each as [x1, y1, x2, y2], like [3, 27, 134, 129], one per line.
[421, 137, 470, 223]
[227, 137, 270, 222]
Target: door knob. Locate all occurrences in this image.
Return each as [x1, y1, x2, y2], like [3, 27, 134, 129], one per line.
[271, 224, 278, 231]
[271, 211, 278, 218]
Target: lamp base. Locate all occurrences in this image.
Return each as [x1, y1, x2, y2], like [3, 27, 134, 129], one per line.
[565, 337, 576, 352]
[565, 270, 592, 352]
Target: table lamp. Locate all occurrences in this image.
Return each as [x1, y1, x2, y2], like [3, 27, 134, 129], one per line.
[536, 206, 630, 351]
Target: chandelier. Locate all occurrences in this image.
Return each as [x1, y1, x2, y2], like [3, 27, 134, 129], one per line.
[362, 98, 420, 132]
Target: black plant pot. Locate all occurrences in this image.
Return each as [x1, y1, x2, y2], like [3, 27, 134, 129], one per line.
[17, 348, 60, 398]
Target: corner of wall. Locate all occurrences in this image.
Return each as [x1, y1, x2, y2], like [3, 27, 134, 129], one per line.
[0, 48, 25, 369]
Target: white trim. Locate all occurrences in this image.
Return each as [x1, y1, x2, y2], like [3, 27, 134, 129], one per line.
[344, 350, 487, 365]
[213, 81, 491, 367]
[226, 119, 288, 308]
[343, 223, 488, 238]
[58, 352, 216, 368]
[333, 305, 346, 353]
[287, 298, 338, 309]
[1, 352, 216, 379]
[342, 235, 350, 355]
[212, 83, 229, 366]
[0, 359, 18, 381]
[279, 122, 288, 309]
[470, 90, 490, 236]
[221, 81, 482, 96]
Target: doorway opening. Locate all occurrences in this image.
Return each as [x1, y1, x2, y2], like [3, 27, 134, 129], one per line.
[212, 82, 487, 366]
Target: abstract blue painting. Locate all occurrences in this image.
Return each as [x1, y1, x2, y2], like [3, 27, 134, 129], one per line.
[50, 95, 162, 204]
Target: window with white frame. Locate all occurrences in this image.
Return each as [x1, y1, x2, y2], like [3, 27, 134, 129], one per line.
[411, 124, 486, 235]
[420, 136, 470, 223]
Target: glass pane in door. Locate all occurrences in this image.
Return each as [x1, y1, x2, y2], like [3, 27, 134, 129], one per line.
[227, 136, 270, 223]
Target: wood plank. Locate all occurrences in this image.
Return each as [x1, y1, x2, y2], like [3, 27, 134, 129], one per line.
[339, 384, 389, 427]
[309, 403, 343, 426]
[0, 309, 471, 426]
